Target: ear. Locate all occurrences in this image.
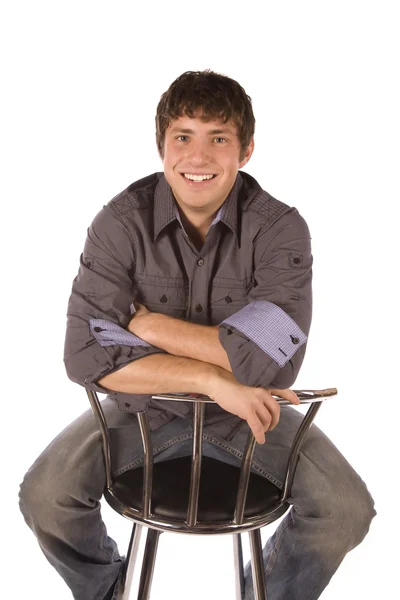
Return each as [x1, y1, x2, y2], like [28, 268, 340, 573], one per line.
[239, 137, 254, 169]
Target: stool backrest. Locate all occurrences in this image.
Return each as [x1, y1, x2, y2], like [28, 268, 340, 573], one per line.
[86, 388, 337, 529]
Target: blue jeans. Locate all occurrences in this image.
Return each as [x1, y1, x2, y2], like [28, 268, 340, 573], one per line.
[19, 398, 376, 600]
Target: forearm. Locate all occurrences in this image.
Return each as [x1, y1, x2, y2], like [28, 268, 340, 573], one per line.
[97, 353, 223, 395]
[128, 313, 232, 371]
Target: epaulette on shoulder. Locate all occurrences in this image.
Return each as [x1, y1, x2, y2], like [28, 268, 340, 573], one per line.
[240, 171, 292, 227]
[247, 188, 292, 226]
[108, 173, 160, 217]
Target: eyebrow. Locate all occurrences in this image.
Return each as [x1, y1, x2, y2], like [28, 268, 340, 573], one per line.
[169, 127, 235, 135]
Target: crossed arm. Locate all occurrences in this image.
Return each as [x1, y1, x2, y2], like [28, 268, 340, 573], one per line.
[98, 303, 300, 444]
[126, 303, 232, 371]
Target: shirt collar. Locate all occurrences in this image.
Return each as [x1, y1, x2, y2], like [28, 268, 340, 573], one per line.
[153, 172, 243, 242]
[153, 174, 177, 241]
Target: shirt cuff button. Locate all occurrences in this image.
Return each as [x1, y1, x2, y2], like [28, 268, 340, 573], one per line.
[290, 335, 300, 344]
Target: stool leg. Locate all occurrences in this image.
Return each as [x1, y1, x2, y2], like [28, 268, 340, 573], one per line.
[233, 533, 245, 600]
[118, 523, 143, 600]
[248, 528, 267, 600]
[137, 528, 162, 600]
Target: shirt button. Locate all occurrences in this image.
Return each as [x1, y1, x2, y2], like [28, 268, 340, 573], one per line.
[197, 258, 204, 266]
[291, 335, 300, 344]
[94, 326, 104, 333]
[160, 295, 168, 303]
[195, 304, 203, 313]
[225, 296, 232, 304]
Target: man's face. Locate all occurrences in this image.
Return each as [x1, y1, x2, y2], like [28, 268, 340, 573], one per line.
[162, 114, 254, 216]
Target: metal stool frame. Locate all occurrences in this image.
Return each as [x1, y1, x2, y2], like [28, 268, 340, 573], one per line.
[86, 388, 337, 600]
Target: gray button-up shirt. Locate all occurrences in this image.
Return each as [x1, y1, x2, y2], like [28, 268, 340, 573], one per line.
[64, 171, 313, 437]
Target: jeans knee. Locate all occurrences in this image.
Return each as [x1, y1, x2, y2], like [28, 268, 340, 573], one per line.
[19, 462, 52, 528]
[327, 475, 376, 551]
[297, 447, 376, 548]
[19, 448, 76, 530]
[295, 455, 376, 555]
[346, 482, 376, 547]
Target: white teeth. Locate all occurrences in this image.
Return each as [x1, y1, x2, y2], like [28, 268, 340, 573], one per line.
[184, 173, 215, 181]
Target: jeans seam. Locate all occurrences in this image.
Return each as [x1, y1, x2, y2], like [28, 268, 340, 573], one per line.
[113, 433, 193, 477]
[112, 432, 284, 489]
[203, 435, 284, 489]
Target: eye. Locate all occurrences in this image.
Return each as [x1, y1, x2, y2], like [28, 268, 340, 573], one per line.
[214, 137, 227, 143]
[177, 135, 188, 142]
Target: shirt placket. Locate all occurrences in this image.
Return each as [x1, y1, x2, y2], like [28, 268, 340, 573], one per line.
[180, 225, 221, 325]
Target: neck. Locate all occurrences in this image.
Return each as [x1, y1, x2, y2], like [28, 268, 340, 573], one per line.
[177, 209, 211, 249]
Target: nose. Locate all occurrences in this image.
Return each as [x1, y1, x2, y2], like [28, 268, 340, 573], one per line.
[187, 139, 212, 167]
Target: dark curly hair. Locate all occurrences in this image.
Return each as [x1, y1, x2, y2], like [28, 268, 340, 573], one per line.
[155, 70, 255, 161]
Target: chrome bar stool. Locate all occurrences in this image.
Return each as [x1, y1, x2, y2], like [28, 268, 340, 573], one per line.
[86, 388, 337, 600]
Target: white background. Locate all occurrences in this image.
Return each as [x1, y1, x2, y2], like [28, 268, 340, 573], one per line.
[1, 1, 399, 598]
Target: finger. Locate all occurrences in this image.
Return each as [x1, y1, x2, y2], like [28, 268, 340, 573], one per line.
[246, 413, 266, 444]
[258, 392, 280, 430]
[265, 400, 280, 430]
[255, 405, 272, 433]
[270, 388, 300, 405]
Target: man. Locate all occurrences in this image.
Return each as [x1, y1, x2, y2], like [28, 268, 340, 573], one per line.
[19, 70, 376, 600]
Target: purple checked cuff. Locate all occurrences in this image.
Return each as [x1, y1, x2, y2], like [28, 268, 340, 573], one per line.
[220, 301, 307, 367]
[90, 319, 151, 348]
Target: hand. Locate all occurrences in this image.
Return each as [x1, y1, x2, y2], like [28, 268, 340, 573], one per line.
[132, 302, 150, 317]
[205, 369, 300, 444]
[127, 302, 152, 337]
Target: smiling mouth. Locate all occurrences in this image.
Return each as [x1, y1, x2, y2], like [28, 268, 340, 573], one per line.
[181, 173, 217, 182]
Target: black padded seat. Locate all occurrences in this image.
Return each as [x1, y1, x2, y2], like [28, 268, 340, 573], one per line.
[110, 455, 282, 521]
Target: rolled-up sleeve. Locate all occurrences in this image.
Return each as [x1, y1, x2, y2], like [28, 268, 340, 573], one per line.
[63, 205, 165, 392]
[219, 208, 312, 388]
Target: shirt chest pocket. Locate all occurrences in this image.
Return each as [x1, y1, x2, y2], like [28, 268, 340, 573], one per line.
[210, 276, 254, 324]
[133, 273, 188, 318]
